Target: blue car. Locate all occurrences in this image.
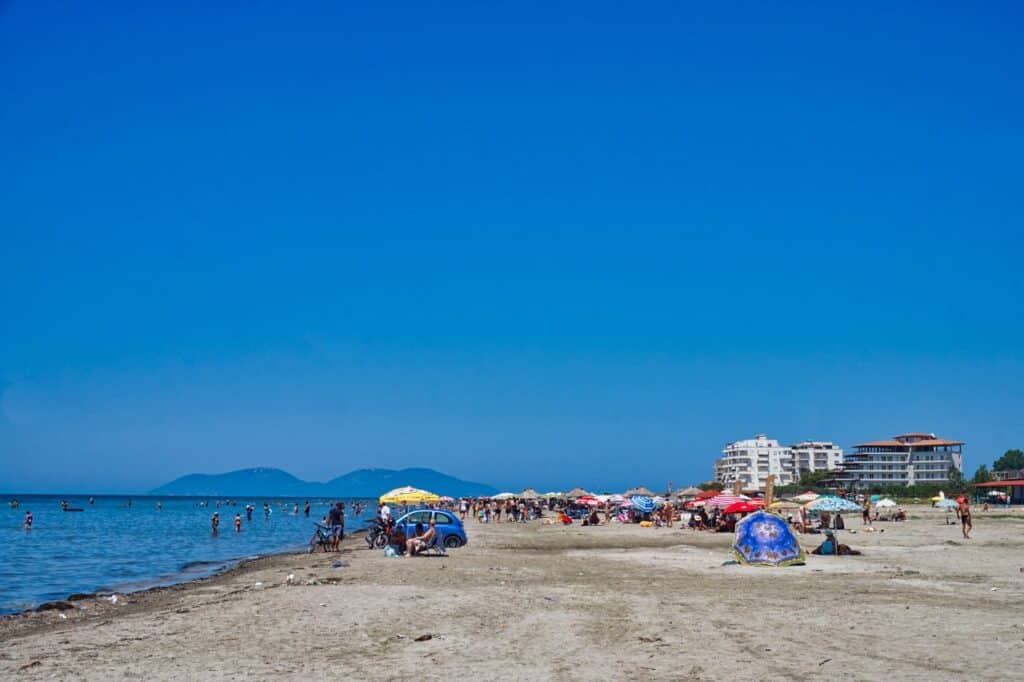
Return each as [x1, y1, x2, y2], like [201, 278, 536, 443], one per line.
[392, 509, 468, 548]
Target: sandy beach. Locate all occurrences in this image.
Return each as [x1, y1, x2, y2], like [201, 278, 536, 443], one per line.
[2, 505, 1023, 680]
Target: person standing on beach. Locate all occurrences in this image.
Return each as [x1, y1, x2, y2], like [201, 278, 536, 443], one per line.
[234, 513, 242, 533]
[211, 512, 220, 535]
[24, 510, 32, 530]
[328, 502, 344, 551]
[958, 498, 972, 539]
[861, 501, 871, 525]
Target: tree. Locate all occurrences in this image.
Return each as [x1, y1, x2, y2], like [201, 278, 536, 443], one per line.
[947, 465, 964, 488]
[992, 449, 1024, 472]
[698, 481, 724, 491]
[972, 464, 993, 484]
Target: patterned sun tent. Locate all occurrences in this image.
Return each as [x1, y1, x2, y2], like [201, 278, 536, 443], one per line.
[733, 510, 806, 566]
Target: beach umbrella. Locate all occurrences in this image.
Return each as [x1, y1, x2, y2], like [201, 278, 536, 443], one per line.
[791, 491, 820, 503]
[934, 498, 958, 510]
[624, 486, 656, 497]
[565, 487, 594, 499]
[723, 501, 760, 514]
[439, 496, 455, 503]
[520, 488, 540, 500]
[543, 491, 563, 498]
[630, 495, 655, 513]
[676, 486, 703, 499]
[929, 495, 944, 502]
[701, 493, 746, 510]
[379, 486, 441, 505]
[768, 501, 801, 511]
[805, 496, 862, 513]
[874, 498, 897, 508]
[732, 510, 806, 567]
[608, 494, 627, 504]
[695, 490, 719, 500]
[492, 492, 515, 500]
[577, 496, 601, 507]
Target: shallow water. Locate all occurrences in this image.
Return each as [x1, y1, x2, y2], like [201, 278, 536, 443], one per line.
[0, 494, 377, 614]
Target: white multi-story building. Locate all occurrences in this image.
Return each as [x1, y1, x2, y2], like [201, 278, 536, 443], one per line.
[714, 435, 796, 491]
[789, 441, 844, 474]
[835, 433, 964, 487]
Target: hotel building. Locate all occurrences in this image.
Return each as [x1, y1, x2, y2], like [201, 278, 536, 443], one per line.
[714, 435, 796, 491]
[789, 441, 844, 474]
[836, 433, 964, 487]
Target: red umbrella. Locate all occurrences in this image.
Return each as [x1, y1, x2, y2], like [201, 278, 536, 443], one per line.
[723, 501, 760, 514]
[696, 490, 718, 500]
[577, 496, 601, 507]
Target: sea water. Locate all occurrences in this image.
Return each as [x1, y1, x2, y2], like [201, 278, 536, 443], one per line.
[0, 494, 377, 614]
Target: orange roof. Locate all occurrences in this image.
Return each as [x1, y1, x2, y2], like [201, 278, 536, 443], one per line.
[856, 437, 963, 448]
[855, 440, 905, 448]
[974, 479, 1024, 488]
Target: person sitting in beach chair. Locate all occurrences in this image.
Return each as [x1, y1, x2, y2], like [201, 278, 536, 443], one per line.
[582, 509, 601, 526]
[406, 520, 442, 557]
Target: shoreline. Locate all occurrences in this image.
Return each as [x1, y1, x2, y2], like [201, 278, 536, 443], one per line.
[1, 527, 368, 624]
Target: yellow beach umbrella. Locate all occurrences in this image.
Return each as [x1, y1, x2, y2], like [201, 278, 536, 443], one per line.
[379, 486, 441, 504]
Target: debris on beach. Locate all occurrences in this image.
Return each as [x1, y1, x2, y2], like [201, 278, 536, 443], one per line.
[414, 634, 433, 642]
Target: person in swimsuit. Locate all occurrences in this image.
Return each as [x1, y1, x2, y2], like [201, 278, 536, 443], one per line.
[211, 512, 220, 535]
[234, 513, 242, 533]
[24, 510, 33, 530]
[405, 520, 436, 557]
[958, 499, 972, 539]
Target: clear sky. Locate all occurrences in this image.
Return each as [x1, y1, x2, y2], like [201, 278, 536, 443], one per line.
[2, 1, 1022, 494]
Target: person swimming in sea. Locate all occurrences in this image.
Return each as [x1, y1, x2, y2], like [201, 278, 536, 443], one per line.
[303, 500, 310, 517]
[211, 512, 220, 535]
[24, 510, 33, 530]
[234, 513, 242, 533]
[246, 504, 254, 521]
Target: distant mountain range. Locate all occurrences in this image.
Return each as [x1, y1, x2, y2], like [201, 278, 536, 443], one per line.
[149, 467, 498, 498]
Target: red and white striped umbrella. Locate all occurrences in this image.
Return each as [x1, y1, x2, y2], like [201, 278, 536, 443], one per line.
[700, 493, 746, 510]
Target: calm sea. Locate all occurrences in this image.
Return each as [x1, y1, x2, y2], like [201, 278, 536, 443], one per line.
[0, 494, 378, 614]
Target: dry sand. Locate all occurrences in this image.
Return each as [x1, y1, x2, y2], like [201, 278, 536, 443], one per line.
[2, 505, 1023, 680]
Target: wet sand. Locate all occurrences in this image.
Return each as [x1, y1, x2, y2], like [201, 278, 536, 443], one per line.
[2, 505, 1023, 680]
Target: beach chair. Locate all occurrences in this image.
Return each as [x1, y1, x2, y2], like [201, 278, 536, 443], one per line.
[416, 531, 447, 557]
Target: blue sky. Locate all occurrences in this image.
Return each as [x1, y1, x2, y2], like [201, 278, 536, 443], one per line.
[2, 1, 1022, 493]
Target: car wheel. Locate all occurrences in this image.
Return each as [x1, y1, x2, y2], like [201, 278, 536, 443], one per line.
[443, 536, 461, 548]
